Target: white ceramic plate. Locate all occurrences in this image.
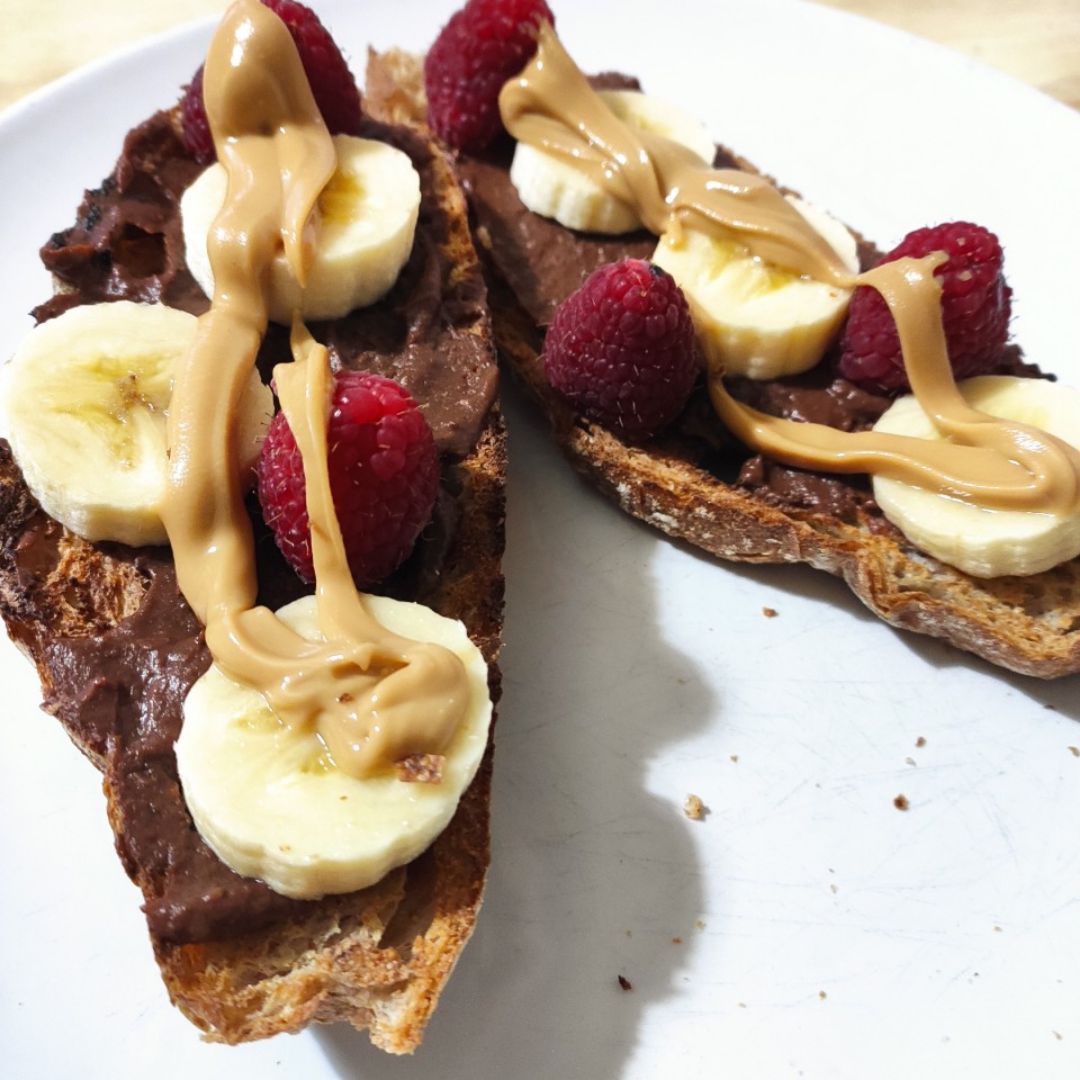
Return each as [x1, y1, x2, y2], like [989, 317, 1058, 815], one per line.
[2, 2, 1080, 1077]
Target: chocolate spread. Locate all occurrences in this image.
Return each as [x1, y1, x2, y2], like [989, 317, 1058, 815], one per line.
[726, 371, 892, 522]
[49, 554, 310, 939]
[5, 104, 496, 943]
[457, 74, 654, 328]
[37, 111, 496, 458]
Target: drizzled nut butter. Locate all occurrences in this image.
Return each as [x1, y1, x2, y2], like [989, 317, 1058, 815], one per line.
[500, 24, 1080, 522]
[165, 0, 471, 783]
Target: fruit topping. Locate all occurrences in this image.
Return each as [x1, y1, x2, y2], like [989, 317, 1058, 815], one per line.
[544, 259, 699, 440]
[511, 89, 713, 236]
[838, 222, 1012, 393]
[179, 0, 363, 162]
[872, 376, 1080, 578]
[180, 67, 214, 163]
[424, 0, 554, 152]
[182, 135, 421, 322]
[653, 198, 860, 381]
[1, 301, 271, 548]
[176, 592, 493, 900]
[257, 371, 439, 587]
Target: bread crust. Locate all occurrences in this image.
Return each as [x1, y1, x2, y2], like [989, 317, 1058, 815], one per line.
[0, 113, 505, 1051]
[366, 47, 1080, 681]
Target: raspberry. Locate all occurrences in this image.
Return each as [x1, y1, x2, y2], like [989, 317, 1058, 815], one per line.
[544, 259, 699, 441]
[838, 222, 1012, 393]
[262, 0, 362, 136]
[424, 0, 554, 152]
[180, 67, 214, 163]
[179, 0, 362, 163]
[257, 372, 439, 588]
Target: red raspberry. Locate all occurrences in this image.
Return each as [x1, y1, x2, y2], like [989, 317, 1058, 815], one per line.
[838, 222, 1012, 393]
[257, 372, 439, 588]
[544, 259, 699, 441]
[424, 0, 554, 152]
[180, 67, 214, 163]
[179, 0, 362, 163]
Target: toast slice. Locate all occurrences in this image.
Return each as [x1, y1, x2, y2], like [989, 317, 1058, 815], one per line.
[366, 48, 1080, 681]
[0, 102, 505, 1051]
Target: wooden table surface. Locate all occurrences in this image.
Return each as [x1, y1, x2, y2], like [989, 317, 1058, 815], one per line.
[3, 0, 1078, 113]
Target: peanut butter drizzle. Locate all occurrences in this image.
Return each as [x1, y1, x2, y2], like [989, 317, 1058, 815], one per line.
[500, 24, 851, 286]
[502, 26, 1080, 516]
[710, 256, 1080, 513]
[162, 0, 468, 779]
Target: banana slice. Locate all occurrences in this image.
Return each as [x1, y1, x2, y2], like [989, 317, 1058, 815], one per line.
[652, 196, 859, 380]
[0, 301, 271, 547]
[175, 594, 492, 899]
[873, 376, 1080, 578]
[182, 134, 421, 323]
[510, 89, 714, 235]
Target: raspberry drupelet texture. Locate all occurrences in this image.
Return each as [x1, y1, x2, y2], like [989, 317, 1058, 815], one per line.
[257, 372, 440, 588]
[424, 0, 554, 152]
[838, 221, 1012, 393]
[180, 0, 363, 163]
[544, 259, 699, 441]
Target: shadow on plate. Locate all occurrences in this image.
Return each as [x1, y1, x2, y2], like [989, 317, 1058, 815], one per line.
[893, 626, 1080, 720]
[316, 384, 717, 1079]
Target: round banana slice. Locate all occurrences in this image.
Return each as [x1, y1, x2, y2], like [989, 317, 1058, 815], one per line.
[0, 301, 271, 547]
[652, 196, 859, 380]
[175, 594, 492, 900]
[873, 375, 1080, 578]
[510, 89, 714, 235]
[182, 134, 421, 324]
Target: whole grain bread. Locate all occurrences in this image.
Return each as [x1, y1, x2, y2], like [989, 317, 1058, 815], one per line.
[366, 48, 1080, 681]
[0, 106, 505, 1052]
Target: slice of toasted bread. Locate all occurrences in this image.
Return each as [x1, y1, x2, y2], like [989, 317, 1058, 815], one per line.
[0, 102, 505, 1051]
[366, 48, 1080, 681]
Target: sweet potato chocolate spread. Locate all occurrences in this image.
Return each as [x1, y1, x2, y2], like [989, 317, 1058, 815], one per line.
[2, 83, 496, 941]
